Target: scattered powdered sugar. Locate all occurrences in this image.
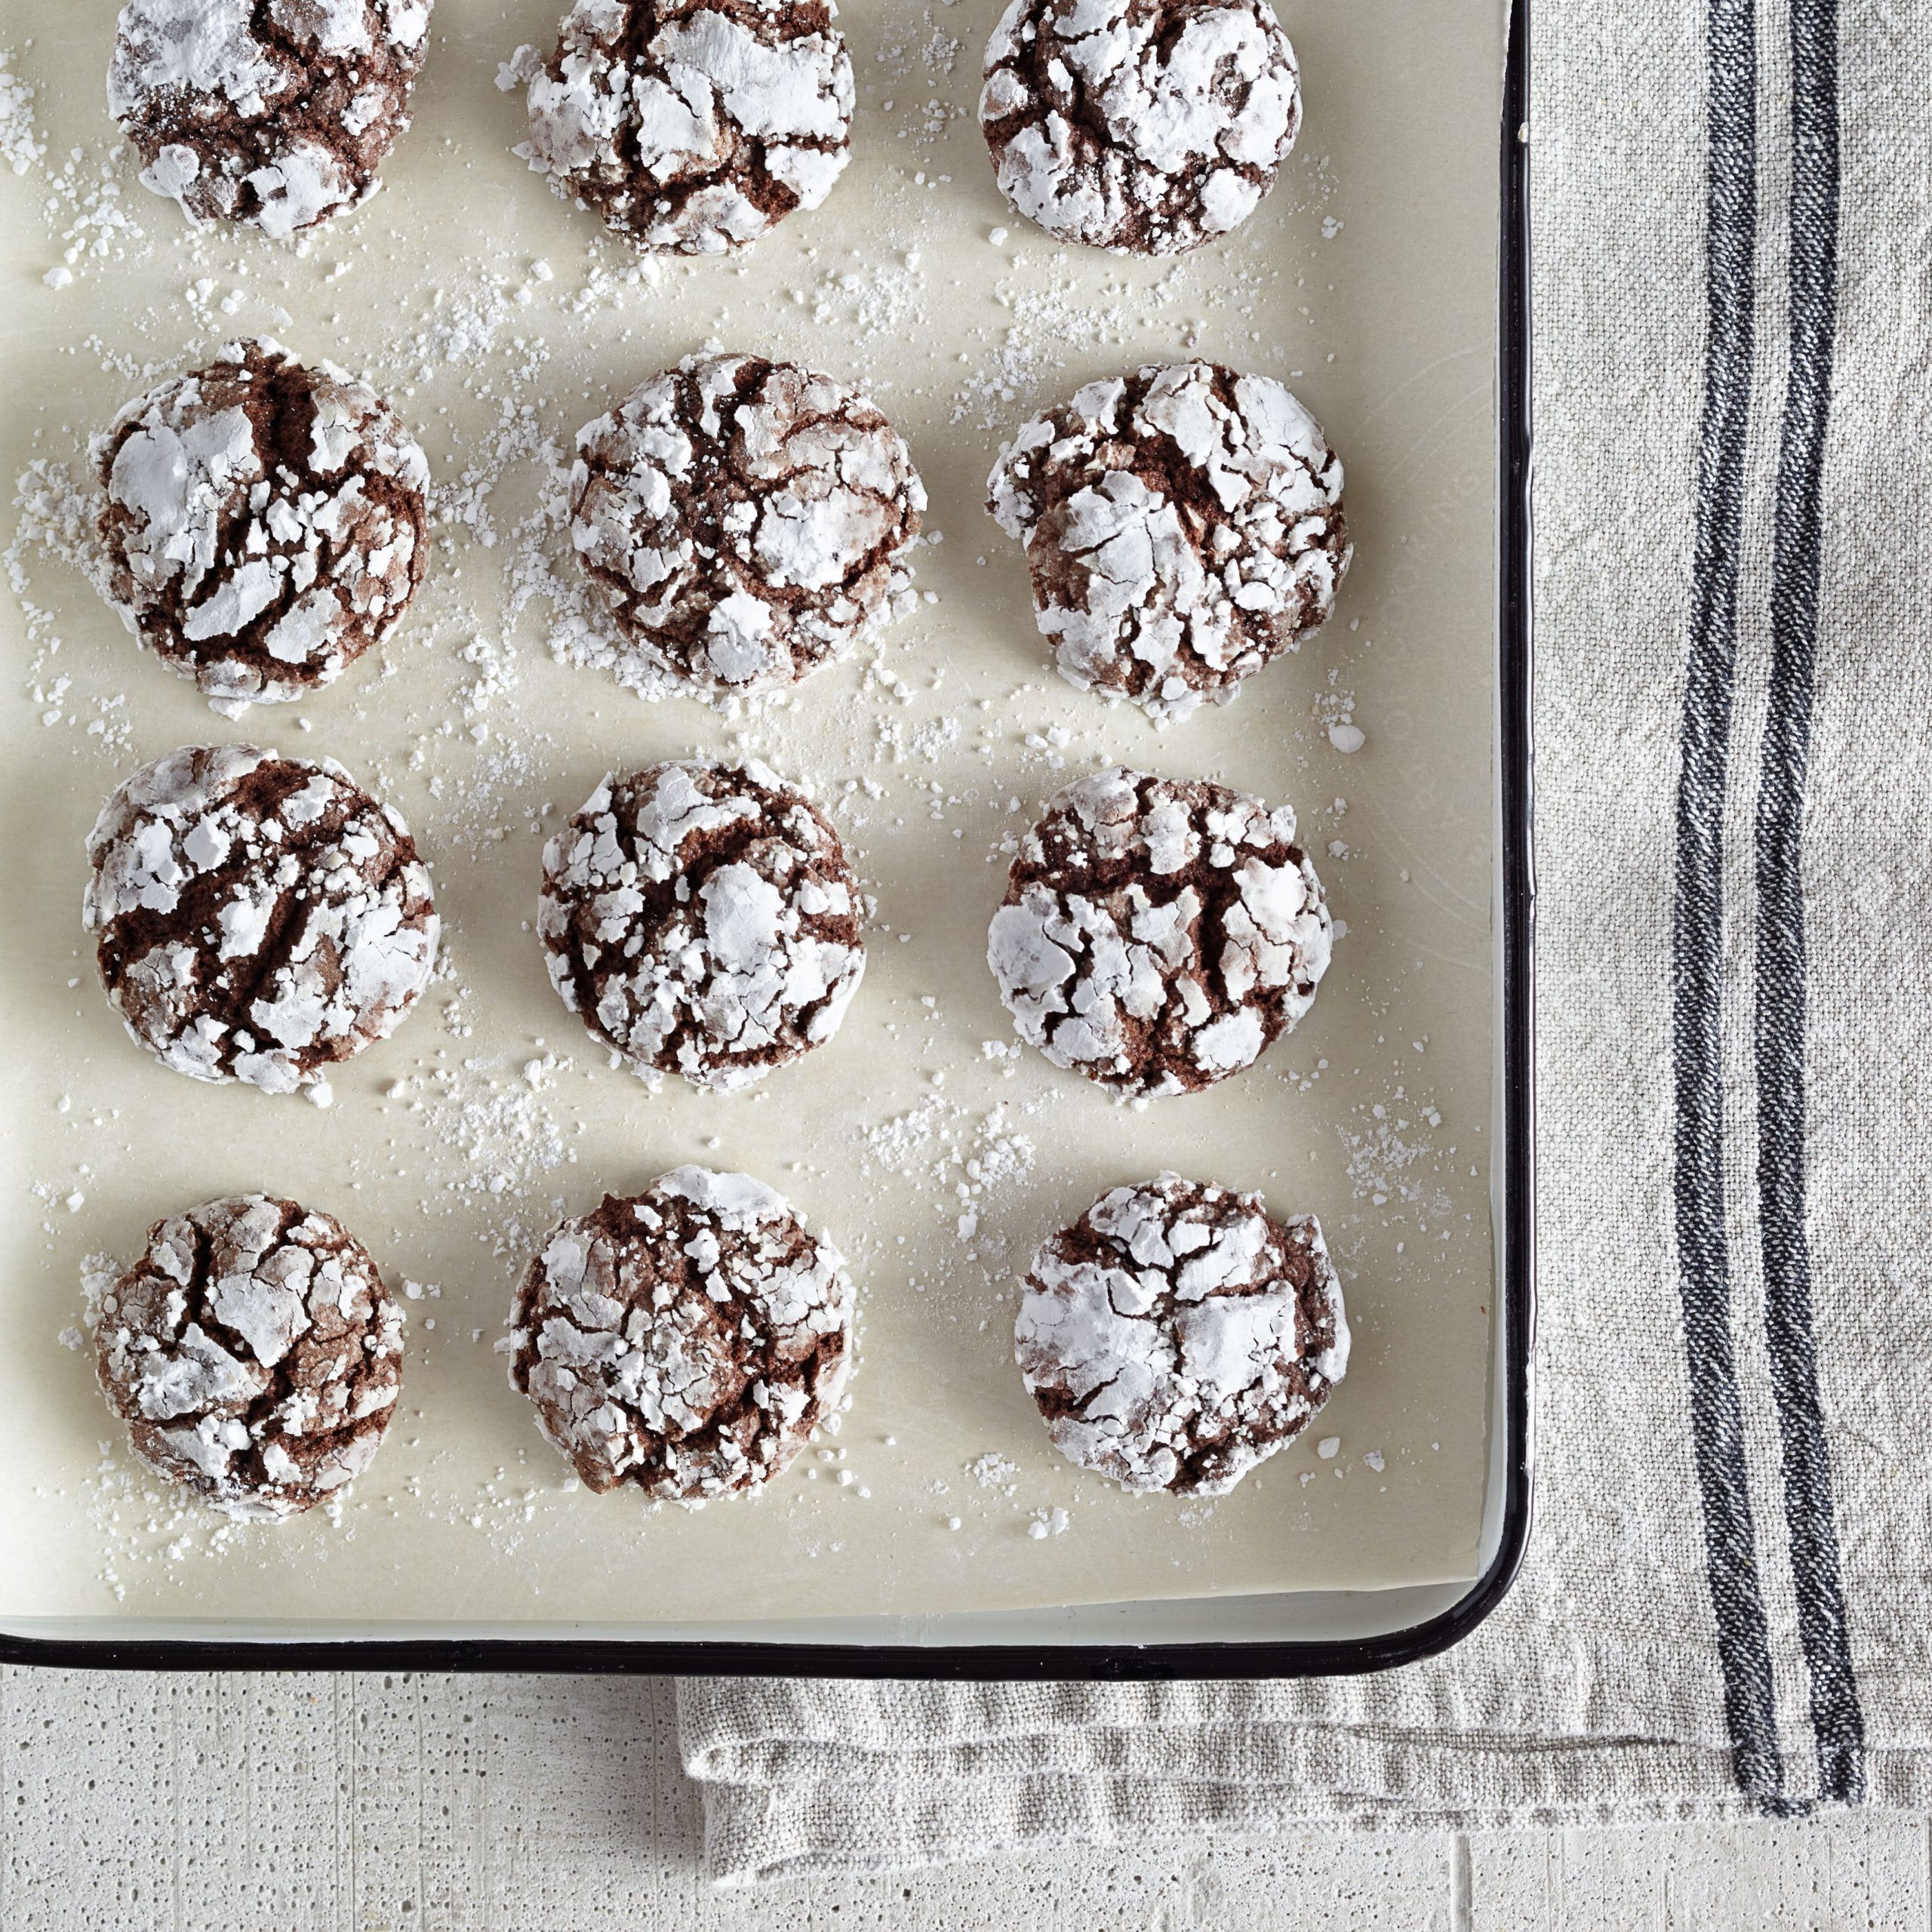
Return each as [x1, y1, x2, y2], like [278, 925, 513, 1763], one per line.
[8, 458, 115, 728]
[946, 237, 1323, 431]
[391, 280, 528, 385]
[82, 1443, 269, 1597]
[868, 0, 969, 173]
[873, 707, 962, 764]
[789, 251, 928, 346]
[1314, 666, 1364, 749]
[860, 1094, 1040, 1266]
[35, 143, 151, 283]
[968, 1450, 1020, 1494]
[950, 1113, 1035, 1251]
[0, 48, 45, 177]
[383, 1038, 579, 1211]
[951, 282, 1147, 429]
[875, 9, 965, 88]
[1337, 1088, 1455, 1222]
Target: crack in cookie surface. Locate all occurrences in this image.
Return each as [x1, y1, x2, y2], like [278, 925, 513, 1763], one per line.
[979, 0, 1300, 255]
[109, 0, 432, 236]
[96, 1193, 403, 1520]
[85, 744, 440, 1094]
[569, 353, 924, 696]
[987, 766, 1331, 1097]
[540, 757, 865, 1091]
[1016, 1171, 1347, 1493]
[988, 361, 1348, 721]
[507, 1166, 853, 1499]
[97, 338, 429, 712]
[519, 0, 854, 255]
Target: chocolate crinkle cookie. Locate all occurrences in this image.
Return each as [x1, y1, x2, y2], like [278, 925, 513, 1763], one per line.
[505, 1166, 854, 1499]
[94, 1194, 404, 1520]
[987, 361, 1349, 721]
[1017, 1172, 1347, 1494]
[987, 767, 1330, 1097]
[96, 338, 429, 715]
[512, 0, 853, 255]
[109, 0, 432, 238]
[979, 0, 1300, 254]
[84, 745, 440, 1095]
[540, 758, 865, 1091]
[570, 353, 924, 697]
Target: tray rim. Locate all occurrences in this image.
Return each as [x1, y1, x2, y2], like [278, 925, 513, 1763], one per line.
[0, 0, 1535, 1680]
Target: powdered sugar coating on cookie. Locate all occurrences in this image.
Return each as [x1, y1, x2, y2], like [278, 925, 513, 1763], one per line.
[515, 0, 853, 256]
[109, 0, 432, 238]
[95, 1193, 405, 1520]
[979, 0, 1300, 255]
[506, 1166, 854, 1499]
[987, 767, 1331, 1097]
[569, 353, 924, 697]
[540, 758, 865, 1091]
[97, 338, 429, 715]
[1016, 1172, 1347, 1494]
[84, 745, 440, 1095]
[988, 361, 1349, 721]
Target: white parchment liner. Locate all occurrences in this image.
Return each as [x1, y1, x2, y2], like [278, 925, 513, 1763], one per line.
[0, 0, 1503, 1627]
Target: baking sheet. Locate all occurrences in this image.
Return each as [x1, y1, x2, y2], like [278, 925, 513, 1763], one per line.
[0, 0, 1505, 1628]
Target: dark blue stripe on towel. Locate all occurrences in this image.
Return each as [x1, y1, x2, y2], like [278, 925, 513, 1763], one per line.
[1756, 0, 1865, 1807]
[1674, 0, 1791, 1814]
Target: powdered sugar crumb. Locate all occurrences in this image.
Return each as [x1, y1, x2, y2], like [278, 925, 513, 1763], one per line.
[0, 49, 45, 177]
[968, 1451, 1019, 1496]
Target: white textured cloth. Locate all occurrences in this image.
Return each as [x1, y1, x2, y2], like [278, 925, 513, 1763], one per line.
[680, 0, 1932, 1886]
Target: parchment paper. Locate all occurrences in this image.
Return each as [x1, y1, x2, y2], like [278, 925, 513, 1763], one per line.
[0, 0, 1504, 1629]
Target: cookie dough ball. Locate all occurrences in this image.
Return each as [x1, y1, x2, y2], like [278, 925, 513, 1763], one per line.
[540, 758, 864, 1091]
[987, 767, 1330, 1097]
[96, 339, 430, 715]
[1017, 1172, 1348, 1494]
[506, 1166, 854, 1498]
[979, 0, 1300, 255]
[987, 362, 1349, 721]
[95, 1194, 404, 1520]
[109, 0, 432, 238]
[518, 0, 853, 255]
[570, 354, 924, 698]
[84, 745, 440, 1094]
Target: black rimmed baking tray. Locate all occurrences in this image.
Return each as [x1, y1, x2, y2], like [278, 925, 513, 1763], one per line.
[0, 0, 1530, 1675]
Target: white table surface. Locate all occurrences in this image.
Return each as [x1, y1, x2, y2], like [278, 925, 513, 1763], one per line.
[2, 1671, 1924, 1929]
